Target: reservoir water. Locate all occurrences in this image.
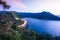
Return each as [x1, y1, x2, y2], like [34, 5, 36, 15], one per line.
[23, 18, 60, 36]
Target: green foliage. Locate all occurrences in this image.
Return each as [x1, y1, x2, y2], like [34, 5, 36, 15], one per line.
[0, 21, 60, 40]
[0, 31, 20, 40]
[0, 11, 60, 40]
[11, 24, 17, 30]
[10, 31, 21, 40]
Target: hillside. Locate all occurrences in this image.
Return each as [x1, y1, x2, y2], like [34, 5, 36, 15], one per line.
[0, 11, 42, 40]
[17, 11, 60, 20]
[0, 11, 60, 20]
[0, 11, 60, 40]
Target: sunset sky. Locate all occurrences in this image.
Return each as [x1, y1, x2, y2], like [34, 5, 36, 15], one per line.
[0, 0, 60, 15]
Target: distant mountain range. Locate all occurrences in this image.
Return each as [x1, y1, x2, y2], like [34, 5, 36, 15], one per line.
[17, 11, 60, 20]
[0, 11, 60, 20]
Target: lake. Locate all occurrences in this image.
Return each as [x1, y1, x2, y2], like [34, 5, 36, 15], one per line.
[23, 18, 60, 36]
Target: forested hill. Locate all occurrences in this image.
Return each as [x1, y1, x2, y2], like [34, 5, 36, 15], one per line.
[0, 11, 60, 20]
[17, 11, 60, 20]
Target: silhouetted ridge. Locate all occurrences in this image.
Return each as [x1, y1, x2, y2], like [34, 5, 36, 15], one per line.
[0, 11, 60, 20]
[17, 11, 60, 20]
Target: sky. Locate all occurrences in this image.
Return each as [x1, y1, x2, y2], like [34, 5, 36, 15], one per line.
[0, 0, 60, 15]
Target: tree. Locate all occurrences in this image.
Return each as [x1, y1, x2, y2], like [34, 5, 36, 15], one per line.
[11, 31, 21, 40]
[0, 0, 10, 13]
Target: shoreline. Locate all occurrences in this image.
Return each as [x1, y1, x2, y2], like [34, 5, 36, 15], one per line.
[18, 19, 27, 28]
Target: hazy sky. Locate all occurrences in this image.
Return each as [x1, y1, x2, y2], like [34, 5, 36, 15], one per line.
[0, 0, 60, 15]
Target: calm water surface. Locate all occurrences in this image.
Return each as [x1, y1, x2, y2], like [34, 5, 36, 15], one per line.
[23, 18, 60, 36]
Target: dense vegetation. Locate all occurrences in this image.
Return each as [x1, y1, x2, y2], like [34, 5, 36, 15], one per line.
[0, 0, 60, 40]
[0, 12, 60, 40]
[0, 22, 60, 40]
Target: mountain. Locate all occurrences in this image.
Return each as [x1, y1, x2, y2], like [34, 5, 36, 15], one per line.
[0, 11, 60, 20]
[17, 11, 60, 20]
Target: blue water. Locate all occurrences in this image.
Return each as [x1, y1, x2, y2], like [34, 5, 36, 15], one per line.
[23, 18, 60, 36]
